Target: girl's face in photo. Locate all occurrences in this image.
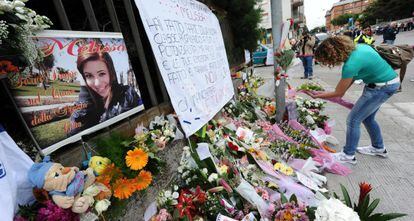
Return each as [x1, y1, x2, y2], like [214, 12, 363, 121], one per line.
[83, 60, 111, 99]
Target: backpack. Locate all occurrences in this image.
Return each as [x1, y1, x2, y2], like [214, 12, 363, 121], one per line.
[374, 44, 414, 69]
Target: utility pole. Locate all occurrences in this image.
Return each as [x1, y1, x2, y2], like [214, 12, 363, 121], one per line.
[270, 0, 285, 122]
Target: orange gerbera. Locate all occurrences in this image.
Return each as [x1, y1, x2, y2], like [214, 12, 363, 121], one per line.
[125, 148, 148, 170]
[96, 174, 112, 189]
[100, 163, 122, 179]
[112, 178, 136, 199]
[134, 170, 152, 191]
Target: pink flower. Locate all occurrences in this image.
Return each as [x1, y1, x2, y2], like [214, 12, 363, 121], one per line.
[255, 187, 270, 201]
[37, 201, 79, 221]
[154, 209, 172, 221]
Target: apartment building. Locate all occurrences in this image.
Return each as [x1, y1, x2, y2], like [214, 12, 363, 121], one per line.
[325, 0, 373, 31]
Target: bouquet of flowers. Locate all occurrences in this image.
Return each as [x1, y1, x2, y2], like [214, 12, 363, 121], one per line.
[0, 0, 52, 73]
[298, 82, 324, 92]
[296, 97, 328, 129]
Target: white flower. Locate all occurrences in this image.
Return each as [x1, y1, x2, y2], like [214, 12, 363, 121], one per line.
[12, 0, 25, 8]
[172, 191, 179, 199]
[305, 115, 315, 124]
[315, 198, 360, 221]
[95, 199, 111, 215]
[201, 168, 208, 175]
[174, 185, 179, 191]
[164, 190, 172, 198]
[208, 173, 218, 182]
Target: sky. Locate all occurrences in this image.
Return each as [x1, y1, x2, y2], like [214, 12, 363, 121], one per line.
[304, 0, 340, 29]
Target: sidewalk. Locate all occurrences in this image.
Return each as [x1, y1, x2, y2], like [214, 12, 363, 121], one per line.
[256, 61, 414, 220]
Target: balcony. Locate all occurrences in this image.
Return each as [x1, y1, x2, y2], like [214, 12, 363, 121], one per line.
[291, 0, 304, 8]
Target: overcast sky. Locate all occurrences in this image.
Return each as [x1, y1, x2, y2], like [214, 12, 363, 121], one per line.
[304, 0, 340, 29]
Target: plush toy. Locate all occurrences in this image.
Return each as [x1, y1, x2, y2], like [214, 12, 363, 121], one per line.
[28, 156, 96, 213]
[88, 156, 111, 175]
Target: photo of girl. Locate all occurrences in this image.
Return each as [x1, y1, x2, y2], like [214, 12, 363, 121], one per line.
[69, 51, 142, 135]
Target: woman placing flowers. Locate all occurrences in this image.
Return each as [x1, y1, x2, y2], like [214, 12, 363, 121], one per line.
[311, 36, 399, 164]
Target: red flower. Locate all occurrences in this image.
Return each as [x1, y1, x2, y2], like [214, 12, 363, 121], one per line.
[193, 186, 206, 204]
[0, 60, 19, 75]
[227, 142, 239, 151]
[358, 182, 373, 204]
[176, 190, 195, 220]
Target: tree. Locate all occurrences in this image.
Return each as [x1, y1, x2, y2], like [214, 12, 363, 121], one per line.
[310, 26, 327, 34]
[210, 0, 263, 52]
[361, 0, 414, 25]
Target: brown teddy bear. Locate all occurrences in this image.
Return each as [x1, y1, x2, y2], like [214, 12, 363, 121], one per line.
[28, 156, 96, 213]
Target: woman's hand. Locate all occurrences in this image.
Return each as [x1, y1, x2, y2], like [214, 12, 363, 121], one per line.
[311, 78, 353, 99]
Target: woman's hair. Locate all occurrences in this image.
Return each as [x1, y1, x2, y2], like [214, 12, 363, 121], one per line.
[76, 51, 118, 85]
[315, 35, 355, 67]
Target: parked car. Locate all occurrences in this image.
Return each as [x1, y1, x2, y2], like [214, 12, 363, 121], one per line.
[253, 44, 273, 66]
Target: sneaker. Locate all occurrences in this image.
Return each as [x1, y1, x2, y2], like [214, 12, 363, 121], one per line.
[300, 77, 308, 79]
[354, 80, 363, 85]
[356, 145, 388, 158]
[308, 77, 313, 80]
[332, 152, 357, 165]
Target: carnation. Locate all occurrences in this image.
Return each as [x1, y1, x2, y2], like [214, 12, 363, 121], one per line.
[315, 198, 360, 221]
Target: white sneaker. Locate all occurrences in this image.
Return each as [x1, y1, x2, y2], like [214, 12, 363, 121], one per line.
[356, 145, 388, 158]
[354, 80, 363, 85]
[332, 152, 357, 165]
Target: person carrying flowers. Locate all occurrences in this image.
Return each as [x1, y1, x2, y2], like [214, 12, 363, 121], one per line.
[310, 36, 399, 164]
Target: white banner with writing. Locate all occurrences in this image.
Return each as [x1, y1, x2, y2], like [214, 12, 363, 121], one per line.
[135, 0, 234, 136]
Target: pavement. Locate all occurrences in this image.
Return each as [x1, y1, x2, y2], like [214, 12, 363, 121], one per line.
[255, 30, 414, 220]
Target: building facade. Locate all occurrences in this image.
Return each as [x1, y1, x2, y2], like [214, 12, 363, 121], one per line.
[258, 0, 304, 44]
[325, 0, 373, 32]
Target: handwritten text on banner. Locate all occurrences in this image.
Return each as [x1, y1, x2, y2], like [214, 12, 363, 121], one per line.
[134, 0, 234, 136]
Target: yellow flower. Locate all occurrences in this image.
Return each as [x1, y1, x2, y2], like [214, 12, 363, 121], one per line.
[218, 165, 228, 176]
[134, 170, 152, 191]
[268, 182, 278, 188]
[274, 162, 283, 171]
[125, 148, 148, 170]
[285, 167, 294, 176]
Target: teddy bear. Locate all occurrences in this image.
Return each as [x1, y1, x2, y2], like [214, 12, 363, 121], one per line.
[28, 156, 96, 213]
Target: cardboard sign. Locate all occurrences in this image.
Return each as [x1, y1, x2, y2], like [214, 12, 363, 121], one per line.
[135, 0, 234, 136]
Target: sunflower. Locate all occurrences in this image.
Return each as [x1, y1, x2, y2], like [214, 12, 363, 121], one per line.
[134, 170, 152, 191]
[112, 178, 135, 199]
[125, 148, 148, 170]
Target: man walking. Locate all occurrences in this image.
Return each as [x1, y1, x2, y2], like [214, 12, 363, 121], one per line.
[383, 22, 399, 45]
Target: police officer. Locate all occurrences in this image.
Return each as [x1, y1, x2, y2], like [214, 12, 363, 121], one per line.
[354, 26, 375, 45]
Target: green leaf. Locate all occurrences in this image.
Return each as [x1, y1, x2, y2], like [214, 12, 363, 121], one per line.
[365, 198, 380, 217]
[333, 192, 339, 199]
[280, 192, 288, 204]
[340, 184, 353, 208]
[289, 194, 297, 203]
[359, 194, 370, 218]
[380, 213, 407, 220]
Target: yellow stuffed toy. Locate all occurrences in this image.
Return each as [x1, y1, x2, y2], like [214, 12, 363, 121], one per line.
[88, 156, 111, 175]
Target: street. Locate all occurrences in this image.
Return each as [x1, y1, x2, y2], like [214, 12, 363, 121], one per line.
[256, 30, 414, 220]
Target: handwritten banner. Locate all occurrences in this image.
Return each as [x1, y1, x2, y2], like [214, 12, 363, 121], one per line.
[135, 0, 234, 136]
[8, 31, 144, 154]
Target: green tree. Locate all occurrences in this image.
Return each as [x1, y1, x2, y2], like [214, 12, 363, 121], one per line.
[210, 0, 262, 55]
[310, 26, 327, 34]
[361, 0, 414, 25]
